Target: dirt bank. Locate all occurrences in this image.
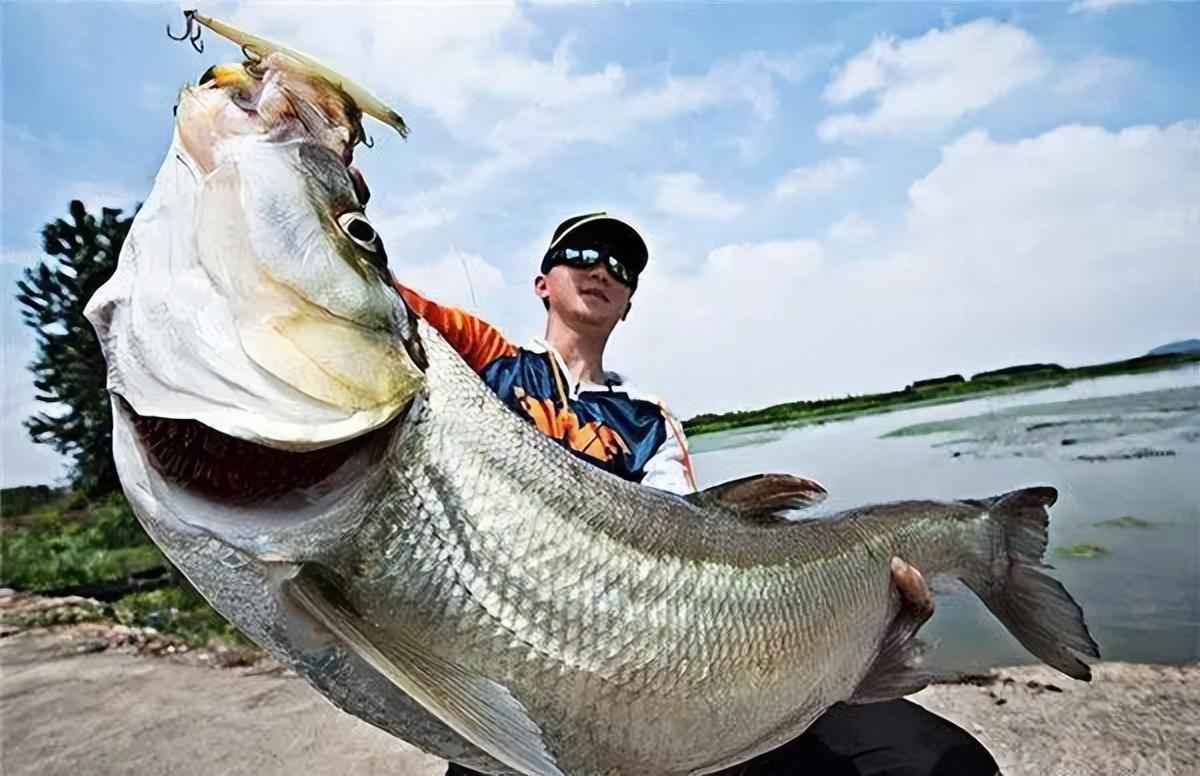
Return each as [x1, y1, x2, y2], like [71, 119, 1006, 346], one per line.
[2, 626, 1196, 776]
[910, 663, 1198, 776]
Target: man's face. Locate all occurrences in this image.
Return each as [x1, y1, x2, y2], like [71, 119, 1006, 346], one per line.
[537, 262, 633, 334]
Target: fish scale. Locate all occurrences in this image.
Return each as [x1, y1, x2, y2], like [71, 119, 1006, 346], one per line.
[271, 327, 1045, 772]
[88, 32, 1098, 775]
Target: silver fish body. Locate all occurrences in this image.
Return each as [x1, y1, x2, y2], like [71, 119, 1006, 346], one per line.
[88, 38, 1098, 776]
[270, 328, 1094, 774]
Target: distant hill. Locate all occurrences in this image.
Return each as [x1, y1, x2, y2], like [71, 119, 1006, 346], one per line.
[1148, 339, 1200, 357]
[972, 363, 1066, 381]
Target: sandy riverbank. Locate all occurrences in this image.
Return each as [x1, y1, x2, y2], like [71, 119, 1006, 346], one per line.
[1, 625, 1196, 776]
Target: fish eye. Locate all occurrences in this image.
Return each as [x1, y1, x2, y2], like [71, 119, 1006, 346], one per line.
[337, 212, 379, 252]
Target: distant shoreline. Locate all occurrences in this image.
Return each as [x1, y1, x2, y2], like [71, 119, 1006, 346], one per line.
[683, 352, 1200, 437]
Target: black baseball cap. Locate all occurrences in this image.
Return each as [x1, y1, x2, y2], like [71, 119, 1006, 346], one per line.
[540, 212, 649, 277]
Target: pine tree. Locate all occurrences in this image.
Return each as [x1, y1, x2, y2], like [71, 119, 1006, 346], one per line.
[16, 200, 134, 495]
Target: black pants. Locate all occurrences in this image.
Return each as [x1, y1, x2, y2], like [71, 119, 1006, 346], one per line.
[445, 700, 997, 776]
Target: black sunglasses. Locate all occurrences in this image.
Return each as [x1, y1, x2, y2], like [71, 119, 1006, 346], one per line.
[546, 246, 637, 288]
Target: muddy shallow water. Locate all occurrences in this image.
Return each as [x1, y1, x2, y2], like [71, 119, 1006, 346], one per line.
[691, 367, 1200, 673]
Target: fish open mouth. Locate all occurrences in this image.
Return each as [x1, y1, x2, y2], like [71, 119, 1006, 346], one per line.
[123, 399, 397, 502]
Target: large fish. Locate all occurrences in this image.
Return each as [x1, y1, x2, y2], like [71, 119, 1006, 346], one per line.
[85, 24, 1098, 776]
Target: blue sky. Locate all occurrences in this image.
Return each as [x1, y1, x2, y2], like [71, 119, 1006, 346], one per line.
[2, 0, 1198, 486]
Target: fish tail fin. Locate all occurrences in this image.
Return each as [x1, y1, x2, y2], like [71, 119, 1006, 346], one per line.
[963, 487, 1100, 680]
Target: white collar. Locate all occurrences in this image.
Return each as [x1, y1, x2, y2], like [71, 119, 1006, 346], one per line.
[525, 338, 625, 396]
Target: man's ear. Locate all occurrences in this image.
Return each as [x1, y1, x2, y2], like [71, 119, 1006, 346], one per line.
[534, 275, 550, 310]
[622, 301, 632, 321]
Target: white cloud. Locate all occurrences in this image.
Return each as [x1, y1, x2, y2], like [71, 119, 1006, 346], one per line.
[2, 261, 70, 487]
[827, 212, 875, 243]
[373, 208, 458, 240]
[775, 157, 864, 200]
[452, 49, 825, 206]
[1054, 54, 1139, 99]
[650, 173, 744, 219]
[818, 19, 1049, 142]
[230, 3, 535, 129]
[485, 49, 819, 152]
[59, 182, 140, 212]
[402, 251, 508, 312]
[1068, 0, 1145, 14]
[903, 123, 1199, 333]
[613, 122, 1199, 417]
[227, 5, 827, 206]
[1, 384, 71, 488]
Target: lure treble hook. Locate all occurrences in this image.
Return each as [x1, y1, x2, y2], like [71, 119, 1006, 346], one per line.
[166, 9, 205, 53]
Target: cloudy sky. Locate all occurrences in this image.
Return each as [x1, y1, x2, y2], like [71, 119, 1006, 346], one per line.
[2, 1, 1197, 486]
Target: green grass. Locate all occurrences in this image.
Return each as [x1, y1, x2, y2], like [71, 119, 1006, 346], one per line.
[1055, 541, 1109, 559]
[113, 586, 244, 648]
[683, 351, 1200, 437]
[0, 484, 68, 518]
[0, 491, 250, 650]
[0, 495, 162, 591]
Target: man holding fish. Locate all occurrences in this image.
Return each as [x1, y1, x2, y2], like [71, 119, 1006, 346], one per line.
[401, 211, 999, 775]
[86, 11, 1095, 775]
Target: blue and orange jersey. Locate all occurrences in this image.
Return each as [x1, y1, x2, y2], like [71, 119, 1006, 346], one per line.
[398, 283, 696, 493]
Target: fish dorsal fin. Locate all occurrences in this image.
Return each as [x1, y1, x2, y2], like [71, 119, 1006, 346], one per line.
[687, 473, 828, 524]
[289, 567, 563, 776]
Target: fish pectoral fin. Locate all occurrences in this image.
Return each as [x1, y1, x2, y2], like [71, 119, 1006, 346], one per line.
[848, 587, 932, 704]
[687, 473, 828, 524]
[289, 570, 563, 776]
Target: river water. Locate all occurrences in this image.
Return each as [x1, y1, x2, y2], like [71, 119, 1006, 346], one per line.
[689, 367, 1200, 673]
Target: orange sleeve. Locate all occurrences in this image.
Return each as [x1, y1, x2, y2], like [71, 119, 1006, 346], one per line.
[395, 281, 516, 374]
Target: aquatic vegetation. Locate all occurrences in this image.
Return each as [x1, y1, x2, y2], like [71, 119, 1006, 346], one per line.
[877, 386, 1198, 465]
[882, 420, 967, 438]
[684, 353, 1200, 436]
[689, 429, 787, 454]
[1076, 449, 1176, 462]
[1056, 542, 1109, 559]
[1025, 418, 1109, 432]
[931, 437, 978, 448]
[1096, 515, 1155, 529]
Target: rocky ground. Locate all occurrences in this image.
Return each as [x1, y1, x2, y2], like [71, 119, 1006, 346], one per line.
[1, 596, 1196, 776]
[910, 663, 1198, 776]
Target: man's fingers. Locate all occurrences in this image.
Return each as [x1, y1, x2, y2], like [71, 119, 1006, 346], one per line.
[890, 557, 934, 623]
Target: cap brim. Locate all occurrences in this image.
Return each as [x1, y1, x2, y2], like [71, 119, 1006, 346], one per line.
[552, 217, 647, 275]
[571, 220, 648, 274]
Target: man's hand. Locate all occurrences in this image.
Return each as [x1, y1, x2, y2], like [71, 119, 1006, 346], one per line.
[890, 557, 934, 625]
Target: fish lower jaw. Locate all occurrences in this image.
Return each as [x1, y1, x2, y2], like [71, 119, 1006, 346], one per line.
[118, 397, 398, 503]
